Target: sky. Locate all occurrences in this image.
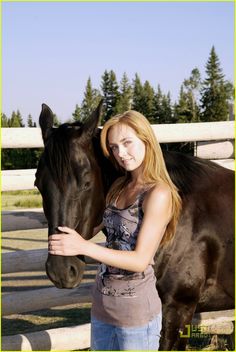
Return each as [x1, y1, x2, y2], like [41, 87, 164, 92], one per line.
[2, 1, 234, 124]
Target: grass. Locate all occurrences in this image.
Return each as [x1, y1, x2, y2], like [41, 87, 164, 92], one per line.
[3, 190, 40, 196]
[14, 198, 42, 208]
[2, 304, 92, 336]
[2, 189, 42, 210]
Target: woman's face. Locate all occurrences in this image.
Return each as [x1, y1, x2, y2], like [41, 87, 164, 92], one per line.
[108, 123, 146, 172]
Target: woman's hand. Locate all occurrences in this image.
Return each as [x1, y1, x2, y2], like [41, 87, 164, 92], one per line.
[48, 226, 86, 256]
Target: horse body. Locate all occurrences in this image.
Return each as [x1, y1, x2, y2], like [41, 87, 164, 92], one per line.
[154, 161, 234, 349]
[36, 102, 234, 350]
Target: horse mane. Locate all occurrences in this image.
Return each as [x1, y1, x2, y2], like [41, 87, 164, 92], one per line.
[43, 122, 226, 197]
[44, 123, 80, 190]
[163, 150, 222, 197]
[92, 128, 122, 194]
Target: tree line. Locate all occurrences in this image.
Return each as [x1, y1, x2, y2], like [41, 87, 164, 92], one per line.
[2, 46, 234, 169]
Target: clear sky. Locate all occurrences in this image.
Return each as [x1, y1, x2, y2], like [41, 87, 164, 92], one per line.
[2, 1, 234, 124]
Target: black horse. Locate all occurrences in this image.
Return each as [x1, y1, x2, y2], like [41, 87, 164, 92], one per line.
[35, 101, 234, 350]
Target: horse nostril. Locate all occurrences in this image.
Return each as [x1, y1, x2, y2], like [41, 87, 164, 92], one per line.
[69, 265, 78, 279]
[45, 262, 58, 283]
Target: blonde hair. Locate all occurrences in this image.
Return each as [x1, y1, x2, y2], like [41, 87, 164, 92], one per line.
[100, 110, 182, 246]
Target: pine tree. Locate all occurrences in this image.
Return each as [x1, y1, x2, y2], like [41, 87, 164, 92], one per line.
[141, 80, 155, 121]
[81, 78, 102, 121]
[1, 113, 9, 127]
[201, 46, 230, 121]
[101, 70, 110, 112]
[9, 110, 24, 127]
[152, 85, 163, 124]
[171, 88, 196, 154]
[101, 70, 119, 123]
[183, 68, 201, 122]
[72, 104, 82, 122]
[174, 85, 192, 123]
[17, 110, 24, 127]
[81, 78, 93, 120]
[92, 89, 103, 110]
[161, 92, 173, 123]
[27, 114, 34, 127]
[131, 73, 144, 113]
[116, 72, 132, 113]
[174, 68, 202, 123]
[53, 113, 60, 127]
[9, 111, 18, 127]
[224, 80, 234, 103]
[109, 70, 119, 114]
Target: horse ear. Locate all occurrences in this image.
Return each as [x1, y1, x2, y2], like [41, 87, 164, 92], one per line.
[39, 104, 54, 143]
[83, 99, 104, 137]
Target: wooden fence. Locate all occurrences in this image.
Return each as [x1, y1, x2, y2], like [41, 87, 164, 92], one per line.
[2, 249, 235, 350]
[2, 122, 235, 350]
[2, 121, 234, 148]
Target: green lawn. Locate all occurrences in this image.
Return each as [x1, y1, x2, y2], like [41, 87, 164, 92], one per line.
[2, 189, 42, 210]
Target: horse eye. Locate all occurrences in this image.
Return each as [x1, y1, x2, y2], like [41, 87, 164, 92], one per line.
[83, 182, 90, 191]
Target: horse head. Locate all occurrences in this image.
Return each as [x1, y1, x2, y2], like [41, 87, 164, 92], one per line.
[35, 101, 106, 288]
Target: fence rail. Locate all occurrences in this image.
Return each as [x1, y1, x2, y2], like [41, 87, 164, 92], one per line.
[2, 324, 91, 351]
[2, 157, 234, 192]
[1, 121, 234, 148]
[2, 282, 92, 316]
[1, 121, 235, 191]
[2, 248, 97, 274]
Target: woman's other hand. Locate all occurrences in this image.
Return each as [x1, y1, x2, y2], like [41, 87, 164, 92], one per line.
[48, 226, 86, 256]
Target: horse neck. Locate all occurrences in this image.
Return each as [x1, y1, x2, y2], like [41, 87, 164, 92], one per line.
[92, 129, 120, 195]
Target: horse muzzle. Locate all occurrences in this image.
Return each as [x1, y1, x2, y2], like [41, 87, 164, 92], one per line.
[45, 254, 86, 289]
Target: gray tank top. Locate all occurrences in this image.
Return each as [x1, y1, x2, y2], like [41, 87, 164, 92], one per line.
[91, 189, 162, 327]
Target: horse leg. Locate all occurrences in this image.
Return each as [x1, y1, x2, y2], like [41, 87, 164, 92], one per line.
[159, 301, 198, 351]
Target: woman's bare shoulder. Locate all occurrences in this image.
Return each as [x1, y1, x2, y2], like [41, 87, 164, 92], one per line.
[143, 182, 171, 211]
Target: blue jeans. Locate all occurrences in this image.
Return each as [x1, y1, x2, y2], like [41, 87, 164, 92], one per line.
[90, 312, 162, 351]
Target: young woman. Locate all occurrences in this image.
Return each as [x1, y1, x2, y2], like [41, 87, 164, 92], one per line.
[48, 110, 182, 350]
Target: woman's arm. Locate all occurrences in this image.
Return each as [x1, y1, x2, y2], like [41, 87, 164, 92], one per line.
[49, 184, 172, 273]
